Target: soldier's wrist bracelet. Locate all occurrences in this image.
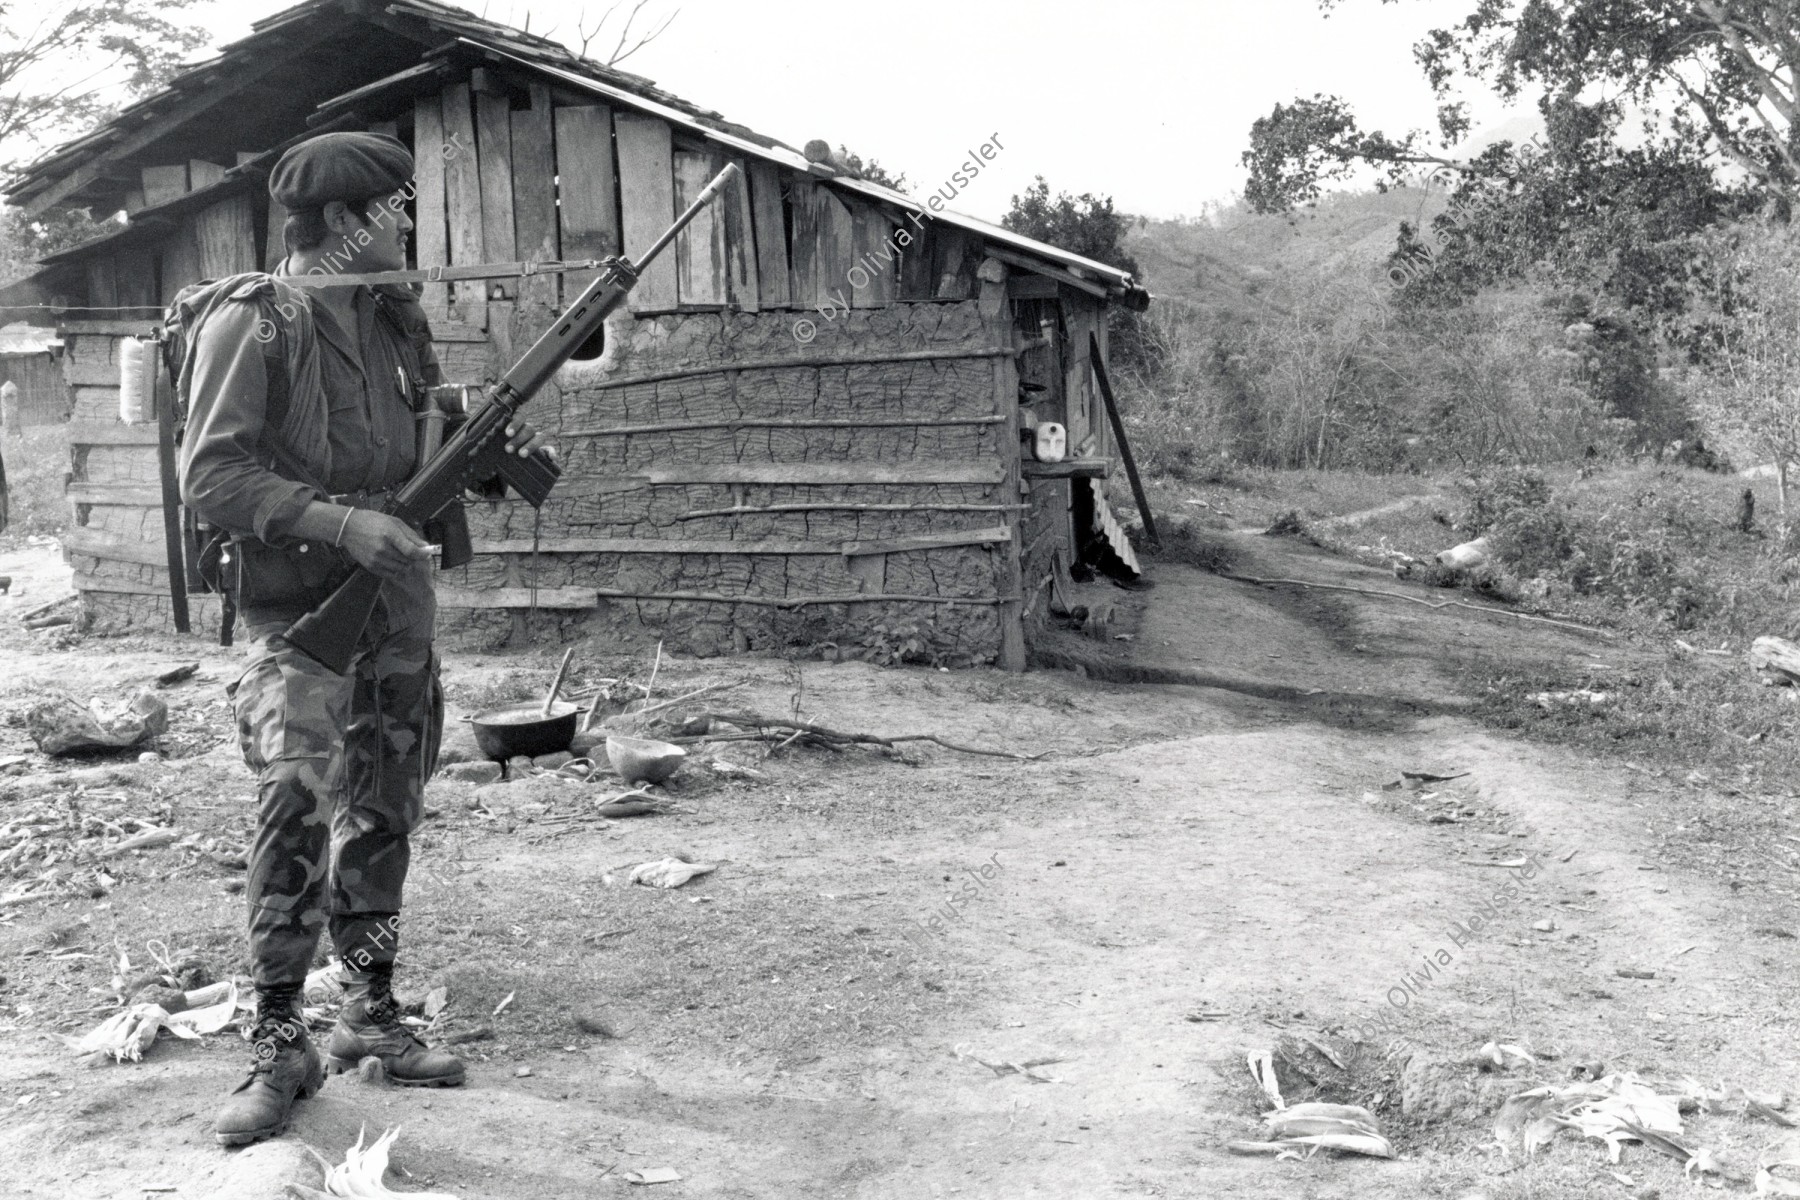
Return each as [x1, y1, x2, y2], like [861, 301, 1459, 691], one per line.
[334, 507, 356, 548]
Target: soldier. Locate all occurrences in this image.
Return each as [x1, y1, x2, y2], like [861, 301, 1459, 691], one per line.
[176, 131, 551, 1145]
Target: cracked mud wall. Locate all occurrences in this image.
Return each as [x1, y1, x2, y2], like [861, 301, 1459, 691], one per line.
[435, 301, 1014, 663]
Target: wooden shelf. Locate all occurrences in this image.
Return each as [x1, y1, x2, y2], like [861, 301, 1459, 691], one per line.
[1022, 457, 1108, 480]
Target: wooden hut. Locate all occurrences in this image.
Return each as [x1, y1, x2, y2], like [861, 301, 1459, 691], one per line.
[0, 0, 1149, 668]
[0, 324, 70, 428]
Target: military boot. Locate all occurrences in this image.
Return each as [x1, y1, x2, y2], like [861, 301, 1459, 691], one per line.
[214, 988, 323, 1146]
[325, 969, 465, 1086]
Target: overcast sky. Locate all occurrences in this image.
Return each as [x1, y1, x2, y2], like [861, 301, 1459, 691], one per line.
[190, 0, 1523, 221]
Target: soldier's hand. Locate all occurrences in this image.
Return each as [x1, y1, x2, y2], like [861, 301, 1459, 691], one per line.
[504, 420, 557, 461]
[337, 510, 432, 581]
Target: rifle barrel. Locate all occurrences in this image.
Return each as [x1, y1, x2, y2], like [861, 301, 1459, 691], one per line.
[632, 162, 741, 275]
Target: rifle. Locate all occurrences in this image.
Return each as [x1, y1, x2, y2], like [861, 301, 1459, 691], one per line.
[284, 162, 741, 673]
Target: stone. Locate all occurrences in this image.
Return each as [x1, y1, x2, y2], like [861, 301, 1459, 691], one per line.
[441, 761, 502, 786]
[505, 755, 535, 779]
[1400, 1052, 1514, 1124]
[188, 1138, 322, 1200]
[532, 751, 575, 771]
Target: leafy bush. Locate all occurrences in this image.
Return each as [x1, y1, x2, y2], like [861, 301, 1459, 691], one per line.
[1466, 468, 1728, 628]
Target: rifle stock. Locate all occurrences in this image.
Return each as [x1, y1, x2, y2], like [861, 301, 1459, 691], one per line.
[283, 162, 742, 673]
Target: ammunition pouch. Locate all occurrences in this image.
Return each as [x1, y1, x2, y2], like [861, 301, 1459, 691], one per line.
[232, 536, 356, 621]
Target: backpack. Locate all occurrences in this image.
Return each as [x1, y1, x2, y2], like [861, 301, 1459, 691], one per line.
[160, 274, 450, 638]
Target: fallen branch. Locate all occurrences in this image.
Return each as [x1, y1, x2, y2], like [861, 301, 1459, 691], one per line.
[690, 711, 1045, 761]
[1220, 572, 1615, 639]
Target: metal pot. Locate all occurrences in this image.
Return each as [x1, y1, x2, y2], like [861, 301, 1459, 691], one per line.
[467, 700, 581, 761]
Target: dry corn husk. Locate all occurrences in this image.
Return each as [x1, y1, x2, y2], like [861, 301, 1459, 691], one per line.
[1496, 1073, 1707, 1166]
[68, 982, 238, 1062]
[320, 1126, 459, 1199]
[1759, 1134, 1800, 1195]
[1228, 1101, 1395, 1160]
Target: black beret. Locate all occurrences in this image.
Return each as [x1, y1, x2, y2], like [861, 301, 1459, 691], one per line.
[268, 131, 414, 209]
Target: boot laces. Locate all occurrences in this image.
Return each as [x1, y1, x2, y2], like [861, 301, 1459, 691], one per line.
[357, 974, 423, 1046]
[247, 1012, 306, 1076]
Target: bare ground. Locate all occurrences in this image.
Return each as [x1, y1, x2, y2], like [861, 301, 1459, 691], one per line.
[0, 527, 1796, 1200]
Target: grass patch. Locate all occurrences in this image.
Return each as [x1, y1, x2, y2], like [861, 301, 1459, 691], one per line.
[1, 425, 70, 540]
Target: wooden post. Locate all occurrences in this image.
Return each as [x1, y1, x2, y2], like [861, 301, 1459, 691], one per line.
[1088, 330, 1158, 548]
[153, 348, 191, 634]
[981, 256, 1025, 671]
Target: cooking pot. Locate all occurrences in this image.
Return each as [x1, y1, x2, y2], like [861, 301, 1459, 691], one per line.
[467, 700, 581, 761]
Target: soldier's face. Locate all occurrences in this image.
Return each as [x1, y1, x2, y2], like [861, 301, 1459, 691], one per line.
[327, 187, 413, 274]
[354, 187, 414, 272]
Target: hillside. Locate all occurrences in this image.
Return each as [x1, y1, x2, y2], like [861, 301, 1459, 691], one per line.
[1124, 183, 1451, 314]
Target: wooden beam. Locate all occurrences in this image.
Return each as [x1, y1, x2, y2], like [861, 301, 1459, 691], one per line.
[570, 462, 1002, 486]
[1021, 457, 1109, 479]
[613, 112, 677, 311]
[551, 344, 1010, 397]
[561, 414, 1004, 437]
[67, 422, 160, 445]
[64, 527, 167, 566]
[985, 245, 1109, 298]
[440, 80, 486, 329]
[470, 527, 1010, 557]
[553, 104, 619, 300]
[747, 160, 790, 309]
[412, 92, 450, 311]
[590, 588, 1003, 608]
[66, 482, 162, 506]
[510, 84, 559, 307]
[436, 586, 599, 609]
[71, 573, 165, 597]
[475, 90, 516, 300]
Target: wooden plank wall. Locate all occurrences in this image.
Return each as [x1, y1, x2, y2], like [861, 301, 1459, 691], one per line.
[0, 353, 72, 426]
[613, 112, 676, 312]
[54, 326, 180, 618]
[402, 72, 992, 327]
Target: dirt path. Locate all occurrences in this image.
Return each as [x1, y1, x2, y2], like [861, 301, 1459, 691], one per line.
[1, 535, 1795, 1199]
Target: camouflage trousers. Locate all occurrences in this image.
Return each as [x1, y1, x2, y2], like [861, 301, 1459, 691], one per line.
[229, 601, 443, 989]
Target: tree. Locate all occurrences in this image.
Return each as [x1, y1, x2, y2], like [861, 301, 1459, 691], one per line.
[1002, 176, 1139, 276]
[0, 2, 209, 171]
[1689, 222, 1800, 535]
[0, 2, 209, 280]
[1003, 177, 1149, 368]
[1245, 1, 1800, 214]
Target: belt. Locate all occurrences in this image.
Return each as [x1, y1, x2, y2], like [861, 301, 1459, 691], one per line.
[330, 486, 395, 511]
